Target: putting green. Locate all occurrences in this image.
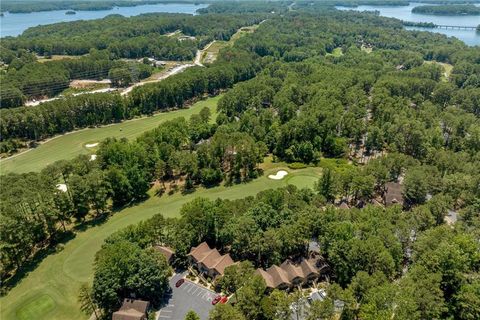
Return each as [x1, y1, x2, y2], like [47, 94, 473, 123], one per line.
[0, 96, 221, 175]
[1, 164, 322, 320]
[285, 174, 319, 189]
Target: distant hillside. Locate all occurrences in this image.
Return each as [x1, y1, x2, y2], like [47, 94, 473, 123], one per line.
[1, 0, 203, 13]
[412, 4, 480, 15]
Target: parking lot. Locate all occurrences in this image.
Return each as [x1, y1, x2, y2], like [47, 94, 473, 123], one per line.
[157, 272, 216, 320]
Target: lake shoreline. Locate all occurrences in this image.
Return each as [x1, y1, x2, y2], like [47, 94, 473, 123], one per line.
[0, 3, 208, 37]
[336, 2, 480, 46]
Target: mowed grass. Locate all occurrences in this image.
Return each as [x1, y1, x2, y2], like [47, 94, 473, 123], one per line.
[424, 60, 453, 81]
[201, 23, 260, 64]
[16, 295, 56, 320]
[37, 55, 83, 63]
[0, 163, 322, 320]
[326, 47, 344, 57]
[0, 96, 221, 174]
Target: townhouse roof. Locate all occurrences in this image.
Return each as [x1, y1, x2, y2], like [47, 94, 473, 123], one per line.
[255, 268, 275, 288]
[188, 242, 235, 276]
[256, 258, 321, 289]
[112, 299, 149, 320]
[210, 254, 235, 275]
[266, 264, 291, 288]
[153, 245, 174, 262]
[280, 260, 303, 282]
[300, 259, 318, 277]
[189, 242, 212, 261]
[385, 182, 404, 206]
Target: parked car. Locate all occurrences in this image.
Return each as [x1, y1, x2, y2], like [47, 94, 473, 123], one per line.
[212, 295, 222, 305]
[220, 296, 228, 304]
[175, 278, 185, 287]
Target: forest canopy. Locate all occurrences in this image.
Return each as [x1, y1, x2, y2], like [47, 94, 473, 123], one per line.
[412, 4, 480, 15]
[1, 2, 480, 319]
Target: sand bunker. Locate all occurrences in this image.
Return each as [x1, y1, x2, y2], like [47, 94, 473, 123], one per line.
[268, 170, 288, 180]
[85, 142, 99, 148]
[90, 154, 97, 161]
[56, 184, 68, 192]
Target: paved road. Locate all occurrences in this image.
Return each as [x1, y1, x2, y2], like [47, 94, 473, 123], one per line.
[23, 22, 258, 106]
[25, 87, 117, 106]
[121, 62, 196, 96]
[157, 272, 216, 320]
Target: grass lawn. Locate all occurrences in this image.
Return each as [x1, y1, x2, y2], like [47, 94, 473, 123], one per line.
[0, 96, 221, 174]
[0, 163, 322, 320]
[201, 23, 260, 64]
[37, 55, 83, 63]
[326, 47, 343, 57]
[61, 83, 110, 96]
[424, 60, 453, 81]
[16, 295, 56, 320]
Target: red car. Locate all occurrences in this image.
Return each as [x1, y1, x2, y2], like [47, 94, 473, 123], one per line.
[212, 295, 222, 305]
[175, 278, 185, 288]
[220, 296, 228, 304]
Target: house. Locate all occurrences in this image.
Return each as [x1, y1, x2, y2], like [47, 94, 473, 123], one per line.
[153, 60, 166, 67]
[112, 299, 149, 320]
[154, 245, 174, 264]
[178, 35, 196, 41]
[255, 257, 323, 290]
[139, 58, 166, 67]
[188, 242, 235, 279]
[338, 201, 350, 210]
[371, 199, 384, 207]
[384, 182, 404, 206]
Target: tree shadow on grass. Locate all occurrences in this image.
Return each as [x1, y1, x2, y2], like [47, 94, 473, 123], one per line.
[181, 187, 196, 195]
[1, 231, 76, 296]
[73, 213, 110, 232]
[74, 194, 153, 232]
[2, 196, 153, 296]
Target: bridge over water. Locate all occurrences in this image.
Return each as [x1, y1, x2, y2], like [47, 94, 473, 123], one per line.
[435, 25, 477, 30]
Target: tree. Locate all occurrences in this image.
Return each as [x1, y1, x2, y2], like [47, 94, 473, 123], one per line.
[85, 169, 109, 216]
[427, 194, 453, 225]
[307, 300, 335, 320]
[412, 226, 480, 311]
[209, 304, 245, 320]
[315, 168, 336, 203]
[395, 266, 446, 320]
[109, 67, 133, 87]
[106, 166, 132, 207]
[358, 283, 396, 320]
[218, 261, 255, 303]
[78, 283, 99, 319]
[154, 159, 168, 189]
[92, 241, 171, 314]
[200, 107, 211, 122]
[262, 289, 291, 320]
[454, 280, 480, 320]
[180, 197, 217, 243]
[235, 274, 267, 320]
[185, 310, 201, 320]
[403, 166, 430, 206]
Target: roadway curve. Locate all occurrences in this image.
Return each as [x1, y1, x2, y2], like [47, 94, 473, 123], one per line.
[24, 40, 215, 105]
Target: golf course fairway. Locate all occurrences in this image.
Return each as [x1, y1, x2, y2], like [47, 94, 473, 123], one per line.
[0, 96, 221, 175]
[1, 164, 322, 320]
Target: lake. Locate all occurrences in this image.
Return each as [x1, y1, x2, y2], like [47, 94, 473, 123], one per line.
[0, 3, 208, 37]
[336, 3, 480, 46]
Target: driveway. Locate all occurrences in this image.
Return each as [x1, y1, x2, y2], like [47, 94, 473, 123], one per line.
[157, 272, 216, 320]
